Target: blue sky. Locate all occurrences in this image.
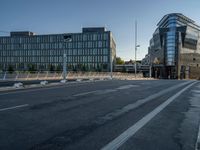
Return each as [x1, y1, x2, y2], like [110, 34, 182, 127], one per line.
[1, 0, 200, 60]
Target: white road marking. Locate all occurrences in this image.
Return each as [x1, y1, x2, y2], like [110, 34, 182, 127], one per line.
[0, 104, 29, 112]
[192, 90, 200, 94]
[74, 81, 189, 99]
[74, 84, 138, 97]
[116, 85, 139, 90]
[95, 81, 192, 124]
[73, 90, 99, 97]
[95, 89, 117, 95]
[101, 81, 196, 150]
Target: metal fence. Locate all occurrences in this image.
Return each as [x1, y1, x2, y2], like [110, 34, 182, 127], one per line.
[0, 71, 145, 81]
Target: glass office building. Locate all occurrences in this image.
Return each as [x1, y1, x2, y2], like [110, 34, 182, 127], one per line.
[148, 13, 200, 79]
[0, 27, 116, 72]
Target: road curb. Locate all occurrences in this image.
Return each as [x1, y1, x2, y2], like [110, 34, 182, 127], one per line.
[196, 123, 200, 150]
[0, 79, 107, 92]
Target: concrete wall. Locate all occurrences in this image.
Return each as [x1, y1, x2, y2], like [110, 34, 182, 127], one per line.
[189, 66, 200, 79]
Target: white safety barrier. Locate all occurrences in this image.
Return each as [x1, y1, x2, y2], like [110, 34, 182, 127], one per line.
[40, 80, 48, 86]
[60, 79, 67, 83]
[13, 82, 24, 88]
[76, 79, 82, 82]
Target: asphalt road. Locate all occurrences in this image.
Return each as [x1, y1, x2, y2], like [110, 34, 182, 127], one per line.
[0, 80, 200, 150]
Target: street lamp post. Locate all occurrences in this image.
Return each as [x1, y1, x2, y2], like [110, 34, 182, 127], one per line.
[63, 53, 67, 80]
[62, 34, 72, 81]
[135, 21, 140, 78]
[135, 45, 140, 78]
[149, 54, 152, 78]
[110, 49, 113, 79]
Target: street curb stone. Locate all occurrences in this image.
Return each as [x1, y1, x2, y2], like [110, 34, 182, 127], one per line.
[196, 124, 200, 150]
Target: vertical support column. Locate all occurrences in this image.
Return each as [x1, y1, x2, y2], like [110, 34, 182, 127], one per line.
[36, 72, 40, 80]
[45, 71, 49, 80]
[53, 72, 56, 79]
[149, 54, 152, 78]
[3, 71, 7, 80]
[26, 72, 30, 80]
[177, 32, 182, 79]
[15, 72, 19, 81]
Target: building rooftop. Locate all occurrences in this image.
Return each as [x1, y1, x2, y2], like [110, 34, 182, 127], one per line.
[157, 13, 200, 29]
[10, 31, 35, 37]
[0, 27, 108, 37]
[82, 27, 107, 33]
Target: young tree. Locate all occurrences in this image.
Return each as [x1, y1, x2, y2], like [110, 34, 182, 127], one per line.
[96, 64, 102, 72]
[56, 65, 62, 73]
[8, 65, 14, 74]
[28, 64, 36, 73]
[49, 64, 55, 72]
[103, 64, 108, 70]
[116, 57, 125, 65]
[122, 65, 127, 72]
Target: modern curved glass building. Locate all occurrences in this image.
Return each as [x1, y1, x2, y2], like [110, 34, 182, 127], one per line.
[148, 13, 200, 79]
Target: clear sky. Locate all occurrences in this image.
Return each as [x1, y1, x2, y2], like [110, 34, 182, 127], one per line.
[1, 0, 200, 60]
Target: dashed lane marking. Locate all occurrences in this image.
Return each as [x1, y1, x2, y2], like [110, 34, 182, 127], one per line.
[0, 104, 29, 112]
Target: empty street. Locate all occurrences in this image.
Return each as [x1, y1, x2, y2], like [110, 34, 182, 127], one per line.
[0, 80, 200, 150]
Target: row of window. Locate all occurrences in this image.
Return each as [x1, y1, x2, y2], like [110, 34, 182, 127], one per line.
[166, 42, 176, 47]
[0, 56, 109, 63]
[165, 31, 176, 65]
[166, 61, 175, 66]
[166, 31, 176, 36]
[0, 40, 109, 50]
[166, 54, 175, 58]
[0, 48, 109, 56]
[166, 50, 175, 55]
[168, 17, 177, 28]
[0, 33, 109, 44]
